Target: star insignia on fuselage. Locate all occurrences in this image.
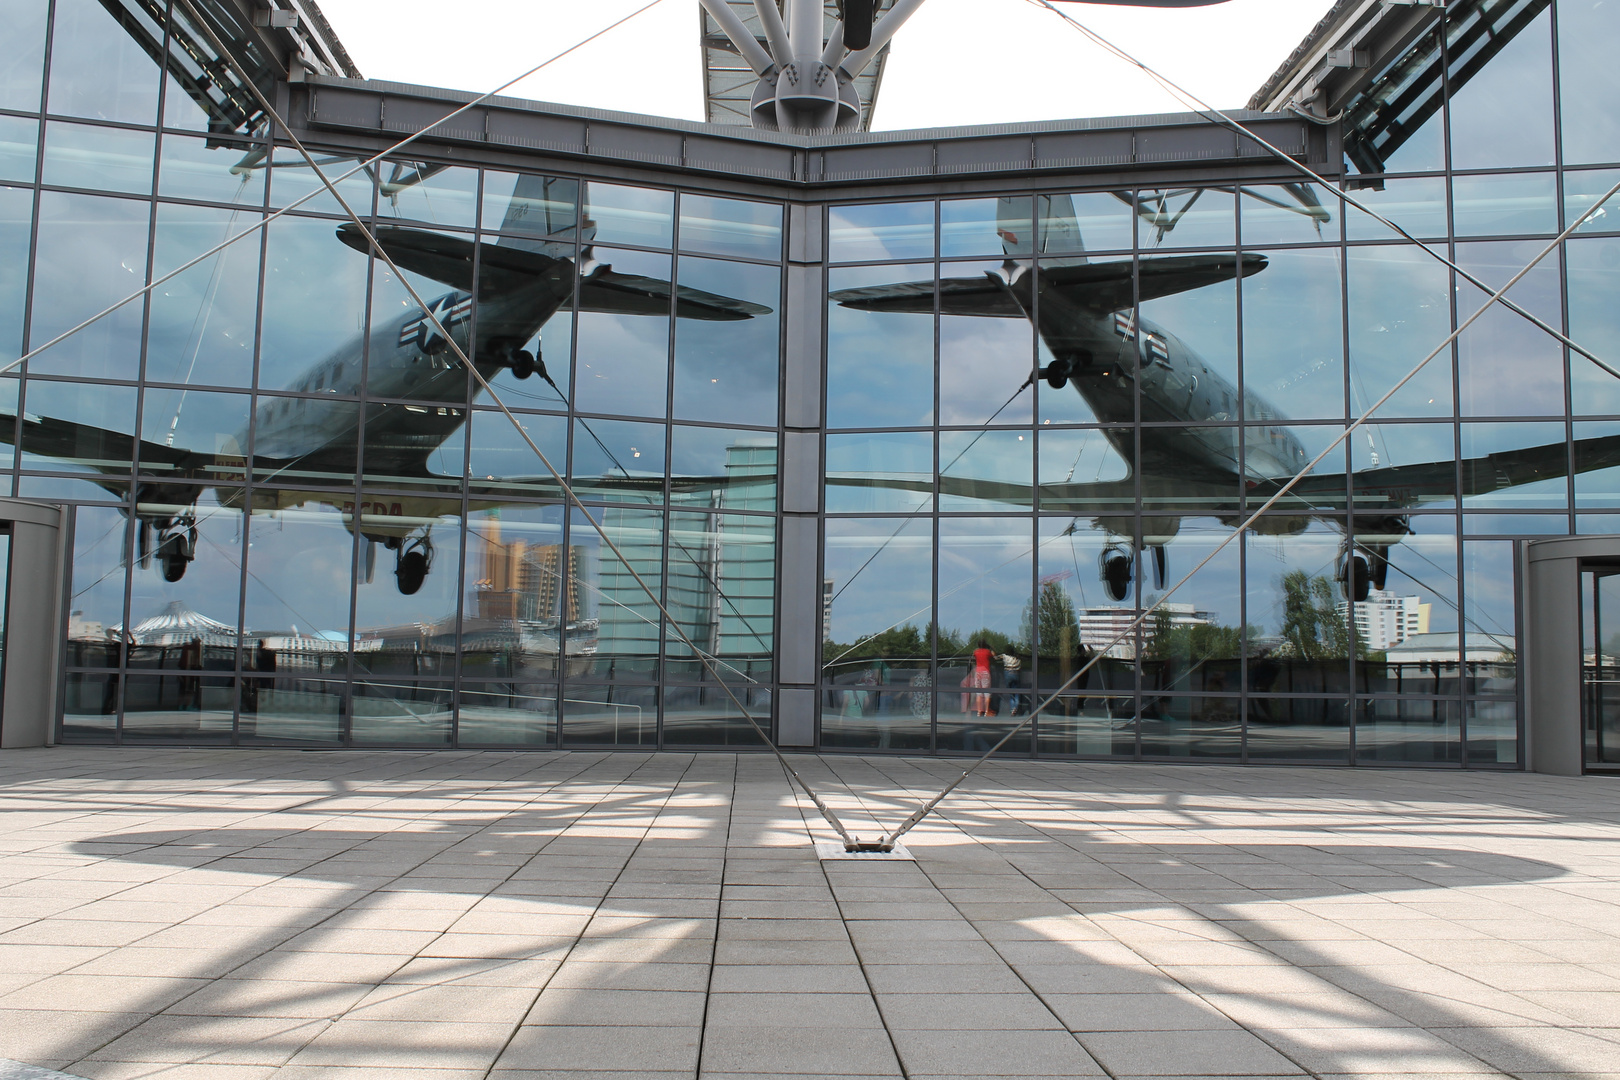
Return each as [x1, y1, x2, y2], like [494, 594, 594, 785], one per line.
[399, 294, 472, 355]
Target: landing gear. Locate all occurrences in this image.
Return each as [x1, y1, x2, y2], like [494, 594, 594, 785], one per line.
[1038, 350, 1090, 390]
[150, 520, 196, 583]
[491, 337, 544, 381]
[1339, 551, 1371, 603]
[393, 535, 434, 596]
[511, 349, 537, 380]
[1101, 544, 1133, 603]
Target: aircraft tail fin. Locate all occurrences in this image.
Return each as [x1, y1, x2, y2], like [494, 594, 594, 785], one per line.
[494, 174, 587, 257]
[1033, 194, 1088, 265]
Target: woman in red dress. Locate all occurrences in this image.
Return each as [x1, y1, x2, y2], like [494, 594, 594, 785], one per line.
[971, 638, 994, 717]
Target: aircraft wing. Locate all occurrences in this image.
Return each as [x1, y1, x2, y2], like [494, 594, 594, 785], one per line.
[1041, 254, 1268, 315]
[336, 223, 568, 298]
[0, 411, 193, 490]
[831, 274, 1026, 317]
[576, 268, 771, 321]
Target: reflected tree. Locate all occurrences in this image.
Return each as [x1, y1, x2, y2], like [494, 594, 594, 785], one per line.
[1277, 571, 1364, 660]
[1022, 581, 1082, 660]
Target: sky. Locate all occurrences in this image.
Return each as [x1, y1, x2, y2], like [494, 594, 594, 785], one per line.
[313, 0, 1339, 130]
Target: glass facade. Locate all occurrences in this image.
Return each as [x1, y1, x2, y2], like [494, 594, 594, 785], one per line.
[6, 0, 1619, 763]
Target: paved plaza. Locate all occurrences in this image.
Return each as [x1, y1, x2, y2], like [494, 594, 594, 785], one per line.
[0, 748, 1617, 1079]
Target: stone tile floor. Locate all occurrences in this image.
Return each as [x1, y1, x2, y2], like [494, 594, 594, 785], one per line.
[0, 747, 1617, 1080]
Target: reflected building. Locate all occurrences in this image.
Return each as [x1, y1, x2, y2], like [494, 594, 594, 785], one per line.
[8, 0, 1620, 766]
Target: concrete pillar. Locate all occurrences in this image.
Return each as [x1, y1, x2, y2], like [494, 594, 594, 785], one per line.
[0, 499, 66, 749]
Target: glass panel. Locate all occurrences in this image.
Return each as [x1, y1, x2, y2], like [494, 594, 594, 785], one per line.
[572, 505, 662, 681]
[1462, 512, 1568, 534]
[242, 498, 355, 678]
[1347, 245, 1453, 417]
[671, 255, 779, 424]
[1037, 427, 1131, 514]
[65, 505, 130, 669]
[1460, 422, 1568, 511]
[1463, 539, 1517, 700]
[573, 247, 670, 419]
[1139, 696, 1241, 758]
[664, 511, 775, 683]
[826, 263, 935, 429]
[1456, 241, 1563, 416]
[120, 673, 234, 742]
[1565, 168, 1620, 232]
[581, 182, 672, 250]
[939, 430, 1031, 512]
[466, 408, 566, 501]
[820, 516, 933, 751]
[940, 197, 1030, 259]
[157, 134, 267, 206]
[1344, 176, 1449, 242]
[260, 215, 369, 393]
[1343, 25, 1445, 175]
[1357, 696, 1461, 763]
[350, 495, 461, 677]
[1141, 428, 1241, 516]
[662, 685, 770, 746]
[368, 252, 471, 409]
[1239, 183, 1339, 247]
[1466, 698, 1517, 765]
[938, 261, 1033, 427]
[148, 202, 262, 390]
[46, 0, 161, 125]
[1358, 515, 1460, 698]
[247, 397, 360, 487]
[1035, 332, 1102, 425]
[456, 681, 557, 747]
[0, 375, 13, 471]
[1573, 420, 1620, 510]
[1039, 193, 1132, 257]
[1583, 568, 1620, 769]
[1241, 247, 1344, 422]
[678, 193, 781, 261]
[670, 426, 776, 512]
[935, 517, 1031, 753]
[935, 692, 1030, 755]
[61, 671, 118, 741]
[124, 488, 243, 674]
[0, 0, 46, 111]
[0, 185, 30, 368]
[1139, 266, 1237, 414]
[29, 191, 149, 380]
[41, 121, 153, 194]
[1244, 521, 1352, 696]
[20, 378, 137, 477]
[1452, 172, 1557, 237]
[1559, 0, 1620, 166]
[461, 503, 570, 681]
[376, 161, 478, 230]
[828, 202, 933, 262]
[570, 416, 664, 504]
[239, 676, 343, 745]
[1353, 423, 1457, 511]
[825, 431, 932, 514]
[363, 401, 467, 493]
[482, 172, 580, 242]
[266, 148, 373, 217]
[1033, 519, 1136, 756]
[351, 681, 453, 745]
[1137, 187, 1234, 250]
[1567, 236, 1620, 416]
[1140, 519, 1242, 699]
[0, 115, 38, 183]
[1446, 6, 1555, 170]
[1245, 697, 1350, 763]
[474, 235, 574, 410]
[562, 684, 656, 746]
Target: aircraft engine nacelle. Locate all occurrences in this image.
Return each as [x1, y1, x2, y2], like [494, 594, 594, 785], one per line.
[1237, 515, 1311, 537]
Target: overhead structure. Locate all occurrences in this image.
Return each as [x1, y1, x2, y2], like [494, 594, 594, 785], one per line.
[698, 0, 1237, 135]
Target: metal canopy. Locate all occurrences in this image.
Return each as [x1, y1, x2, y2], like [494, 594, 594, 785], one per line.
[701, 1, 897, 129]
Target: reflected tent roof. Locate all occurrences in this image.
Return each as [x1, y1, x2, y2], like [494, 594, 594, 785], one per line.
[120, 600, 240, 647]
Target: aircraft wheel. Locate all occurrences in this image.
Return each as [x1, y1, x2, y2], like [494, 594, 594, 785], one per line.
[512, 350, 536, 380]
[1043, 359, 1072, 390]
[396, 549, 429, 595]
[1344, 555, 1370, 603]
[1102, 552, 1132, 603]
[162, 553, 188, 583]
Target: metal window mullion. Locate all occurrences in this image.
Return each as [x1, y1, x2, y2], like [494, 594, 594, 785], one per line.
[451, 169, 485, 749]
[931, 197, 941, 753]
[1130, 190, 1143, 759]
[341, 164, 378, 745]
[658, 204, 681, 751]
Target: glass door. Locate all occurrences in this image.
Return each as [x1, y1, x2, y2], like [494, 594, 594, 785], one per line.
[1580, 563, 1620, 772]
